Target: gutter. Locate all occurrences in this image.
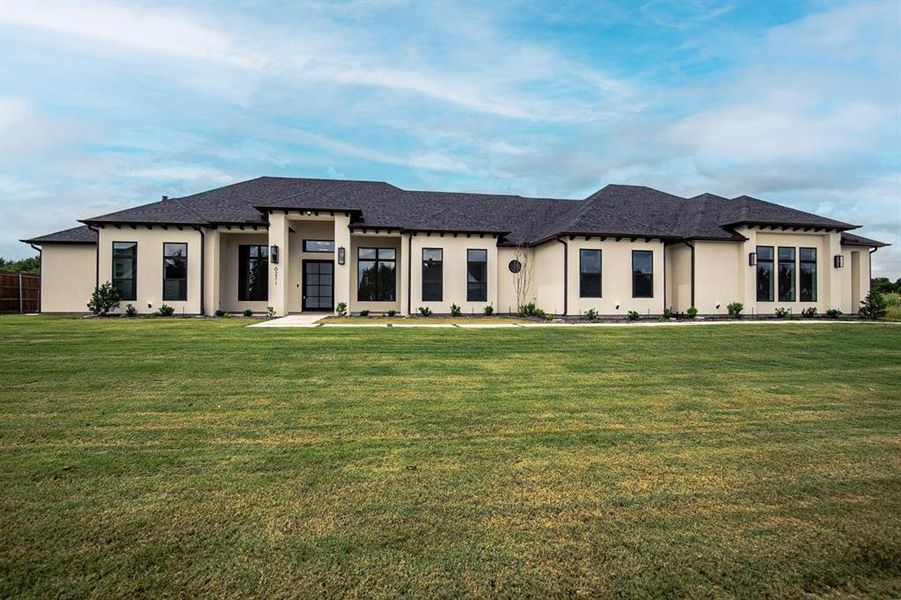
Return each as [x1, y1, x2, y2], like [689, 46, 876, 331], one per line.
[29, 244, 42, 313]
[197, 227, 206, 316]
[869, 247, 877, 283]
[87, 225, 100, 288]
[684, 241, 695, 308]
[407, 233, 412, 315]
[556, 237, 568, 316]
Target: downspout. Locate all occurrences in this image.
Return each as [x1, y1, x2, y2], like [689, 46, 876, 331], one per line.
[662, 242, 667, 313]
[869, 247, 877, 288]
[30, 244, 42, 313]
[684, 241, 695, 309]
[198, 227, 206, 316]
[407, 233, 412, 315]
[556, 237, 568, 316]
[88, 225, 100, 287]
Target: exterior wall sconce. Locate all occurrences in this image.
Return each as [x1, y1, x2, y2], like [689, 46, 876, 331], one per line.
[834, 254, 844, 268]
[270, 245, 279, 264]
[748, 252, 756, 266]
[337, 246, 346, 265]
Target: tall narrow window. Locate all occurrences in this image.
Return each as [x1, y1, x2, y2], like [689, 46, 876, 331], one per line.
[238, 245, 268, 301]
[632, 250, 653, 298]
[778, 247, 796, 302]
[799, 247, 817, 302]
[163, 243, 187, 301]
[422, 248, 443, 302]
[112, 242, 137, 301]
[580, 249, 602, 298]
[358, 248, 396, 301]
[467, 249, 488, 302]
[756, 246, 774, 302]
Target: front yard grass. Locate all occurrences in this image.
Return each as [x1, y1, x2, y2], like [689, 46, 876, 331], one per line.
[1, 316, 899, 598]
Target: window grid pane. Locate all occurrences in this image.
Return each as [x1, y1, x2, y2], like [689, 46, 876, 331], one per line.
[422, 248, 443, 302]
[238, 245, 269, 301]
[756, 245, 774, 302]
[357, 248, 396, 301]
[112, 242, 137, 301]
[632, 250, 653, 298]
[799, 247, 817, 302]
[579, 249, 602, 298]
[163, 243, 187, 301]
[778, 246, 796, 302]
[466, 249, 488, 302]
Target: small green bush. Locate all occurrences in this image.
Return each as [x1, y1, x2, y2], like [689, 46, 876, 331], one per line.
[87, 282, 120, 316]
[387, 310, 397, 317]
[826, 308, 842, 318]
[727, 302, 743, 317]
[360, 310, 370, 317]
[585, 308, 599, 322]
[518, 303, 546, 319]
[417, 306, 432, 317]
[124, 304, 137, 317]
[774, 307, 791, 318]
[859, 290, 887, 320]
[801, 307, 817, 318]
[267, 306, 275, 317]
[158, 304, 176, 317]
[686, 307, 698, 319]
[484, 304, 494, 315]
[627, 310, 640, 321]
[881, 292, 900, 307]
[336, 302, 348, 317]
[214, 309, 226, 317]
[242, 308, 253, 318]
[450, 303, 461, 317]
[662, 307, 674, 320]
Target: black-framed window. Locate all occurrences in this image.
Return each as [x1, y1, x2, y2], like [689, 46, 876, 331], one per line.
[163, 242, 187, 301]
[778, 246, 796, 302]
[422, 248, 443, 302]
[238, 245, 268, 301]
[467, 249, 488, 302]
[112, 242, 137, 301]
[358, 247, 396, 301]
[579, 249, 602, 298]
[632, 250, 653, 298]
[799, 247, 817, 302]
[303, 240, 335, 253]
[756, 245, 774, 302]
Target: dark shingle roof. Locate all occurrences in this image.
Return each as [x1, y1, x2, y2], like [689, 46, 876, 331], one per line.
[34, 176, 880, 248]
[841, 232, 890, 247]
[21, 225, 97, 245]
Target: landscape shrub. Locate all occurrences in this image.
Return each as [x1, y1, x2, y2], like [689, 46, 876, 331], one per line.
[774, 307, 791, 318]
[686, 307, 698, 319]
[387, 310, 397, 317]
[336, 302, 347, 317]
[450, 303, 461, 317]
[484, 304, 494, 315]
[417, 306, 432, 317]
[360, 310, 370, 317]
[242, 308, 253, 318]
[214, 309, 226, 317]
[859, 291, 887, 320]
[267, 306, 275, 317]
[727, 302, 743, 317]
[87, 282, 120, 316]
[801, 307, 817, 318]
[585, 308, 599, 322]
[882, 292, 901, 307]
[826, 308, 842, 318]
[662, 307, 674, 320]
[627, 310, 640, 321]
[124, 304, 137, 317]
[158, 304, 176, 317]
[519, 302, 546, 319]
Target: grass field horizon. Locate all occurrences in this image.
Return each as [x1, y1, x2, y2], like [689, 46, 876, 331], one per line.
[1, 317, 899, 597]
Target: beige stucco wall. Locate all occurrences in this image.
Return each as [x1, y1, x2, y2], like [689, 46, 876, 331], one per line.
[669, 243, 692, 312]
[408, 233, 499, 315]
[692, 241, 741, 314]
[564, 238, 665, 316]
[97, 226, 202, 314]
[39, 244, 96, 313]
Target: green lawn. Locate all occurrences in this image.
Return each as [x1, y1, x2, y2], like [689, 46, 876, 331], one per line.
[1, 316, 899, 598]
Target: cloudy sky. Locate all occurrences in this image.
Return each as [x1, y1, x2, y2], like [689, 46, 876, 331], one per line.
[1, 0, 899, 276]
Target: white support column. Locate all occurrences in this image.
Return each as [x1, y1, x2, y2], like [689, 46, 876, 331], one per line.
[203, 229, 220, 315]
[825, 231, 842, 312]
[268, 211, 291, 316]
[334, 214, 351, 314]
[738, 226, 757, 314]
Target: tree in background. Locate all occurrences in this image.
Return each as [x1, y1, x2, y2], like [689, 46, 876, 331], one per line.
[870, 277, 898, 295]
[0, 256, 40, 274]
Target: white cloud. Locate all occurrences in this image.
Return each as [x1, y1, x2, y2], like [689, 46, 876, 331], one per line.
[122, 166, 236, 185]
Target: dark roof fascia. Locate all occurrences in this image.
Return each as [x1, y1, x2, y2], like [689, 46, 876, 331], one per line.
[19, 238, 96, 245]
[79, 219, 207, 229]
[528, 231, 683, 247]
[684, 234, 749, 242]
[723, 220, 856, 231]
[253, 205, 363, 216]
[352, 224, 511, 237]
[841, 239, 890, 248]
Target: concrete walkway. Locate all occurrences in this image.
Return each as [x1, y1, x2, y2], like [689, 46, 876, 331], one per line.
[250, 315, 899, 329]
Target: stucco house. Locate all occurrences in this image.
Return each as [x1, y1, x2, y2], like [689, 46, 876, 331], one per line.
[22, 176, 887, 317]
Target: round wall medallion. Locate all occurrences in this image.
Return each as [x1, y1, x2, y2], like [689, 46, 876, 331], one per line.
[508, 259, 522, 273]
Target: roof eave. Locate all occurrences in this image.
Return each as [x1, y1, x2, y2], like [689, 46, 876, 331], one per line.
[723, 220, 857, 231]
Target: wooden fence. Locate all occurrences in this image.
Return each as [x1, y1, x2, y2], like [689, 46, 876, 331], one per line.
[0, 271, 40, 313]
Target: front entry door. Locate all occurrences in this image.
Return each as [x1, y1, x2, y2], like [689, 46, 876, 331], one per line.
[302, 260, 334, 311]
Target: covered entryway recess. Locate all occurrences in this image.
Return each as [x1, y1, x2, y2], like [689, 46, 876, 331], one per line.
[302, 260, 334, 311]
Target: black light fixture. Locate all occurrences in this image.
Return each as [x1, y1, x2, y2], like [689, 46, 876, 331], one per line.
[337, 246, 346, 265]
[834, 254, 844, 268]
[270, 244, 279, 264]
[748, 252, 757, 266]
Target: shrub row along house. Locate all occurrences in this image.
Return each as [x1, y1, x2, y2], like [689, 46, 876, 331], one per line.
[22, 177, 887, 317]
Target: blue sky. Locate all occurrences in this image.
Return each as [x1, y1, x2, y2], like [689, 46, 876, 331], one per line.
[1, 0, 899, 276]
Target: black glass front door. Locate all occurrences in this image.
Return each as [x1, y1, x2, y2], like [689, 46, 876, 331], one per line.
[302, 261, 334, 311]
